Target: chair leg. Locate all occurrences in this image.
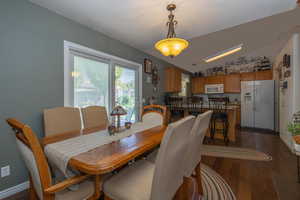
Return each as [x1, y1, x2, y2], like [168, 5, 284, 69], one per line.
[210, 119, 215, 142]
[174, 176, 198, 200]
[29, 176, 38, 200]
[104, 195, 113, 200]
[195, 163, 203, 196]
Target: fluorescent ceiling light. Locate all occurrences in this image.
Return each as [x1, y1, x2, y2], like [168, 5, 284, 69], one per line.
[204, 44, 243, 63]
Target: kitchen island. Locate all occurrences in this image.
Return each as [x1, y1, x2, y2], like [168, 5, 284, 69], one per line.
[167, 105, 239, 142]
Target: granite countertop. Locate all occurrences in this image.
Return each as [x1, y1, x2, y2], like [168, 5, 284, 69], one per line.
[168, 104, 239, 110]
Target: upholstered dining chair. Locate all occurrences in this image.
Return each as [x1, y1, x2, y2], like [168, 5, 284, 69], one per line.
[6, 118, 98, 200]
[183, 111, 213, 196]
[43, 107, 82, 138]
[184, 111, 236, 200]
[102, 116, 196, 200]
[81, 106, 109, 134]
[141, 104, 167, 126]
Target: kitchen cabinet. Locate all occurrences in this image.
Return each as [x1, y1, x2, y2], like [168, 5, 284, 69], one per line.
[205, 75, 224, 85]
[255, 70, 273, 80]
[165, 67, 182, 93]
[240, 72, 255, 81]
[190, 70, 273, 94]
[224, 74, 240, 93]
[192, 77, 205, 94]
[240, 70, 273, 81]
[236, 106, 241, 127]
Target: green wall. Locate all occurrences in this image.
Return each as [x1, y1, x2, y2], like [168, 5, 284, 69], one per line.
[0, 0, 173, 191]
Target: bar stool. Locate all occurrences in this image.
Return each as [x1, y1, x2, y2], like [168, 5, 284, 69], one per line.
[168, 96, 184, 121]
[209, 97, 229, 145]
[188, 96, 203, 116]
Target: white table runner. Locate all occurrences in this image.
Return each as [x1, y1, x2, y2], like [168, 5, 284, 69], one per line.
[45, 121, 161, 177]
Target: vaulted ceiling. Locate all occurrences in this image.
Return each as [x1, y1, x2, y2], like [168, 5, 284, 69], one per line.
[29, 0, 299, 72]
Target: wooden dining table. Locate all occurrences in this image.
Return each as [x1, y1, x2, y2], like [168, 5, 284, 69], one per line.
[43, 125, 167, 199]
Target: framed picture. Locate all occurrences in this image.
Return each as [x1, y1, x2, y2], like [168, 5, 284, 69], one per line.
[144, 58, 152, 74]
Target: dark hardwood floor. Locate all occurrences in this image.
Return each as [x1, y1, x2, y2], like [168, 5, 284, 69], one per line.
[4, 130, 300, 200]
[203, 129, 300, 200]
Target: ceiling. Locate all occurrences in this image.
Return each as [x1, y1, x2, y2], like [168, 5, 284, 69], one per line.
[29, 0, 298, 72]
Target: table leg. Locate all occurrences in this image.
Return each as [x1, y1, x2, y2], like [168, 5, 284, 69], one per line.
[94, 175, 102, 199]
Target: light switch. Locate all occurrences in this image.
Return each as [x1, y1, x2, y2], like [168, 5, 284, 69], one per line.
[1, 166, 10, 178]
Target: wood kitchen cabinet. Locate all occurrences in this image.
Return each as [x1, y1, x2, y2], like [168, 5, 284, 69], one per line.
[255, 70, 273, 80]
[190, 70, 273, 94]
[205, 75, 224, 85]
[224, 74, 241, 93]
[164, 67, 182, 93]
[236, 106, 241, 127]
[240, 70, 273, 81]
[192, 77, 205, 94]
[240, 72, 256, 81]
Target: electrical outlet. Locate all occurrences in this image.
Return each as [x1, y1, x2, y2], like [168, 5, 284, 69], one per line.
[1, 166, 10, 178]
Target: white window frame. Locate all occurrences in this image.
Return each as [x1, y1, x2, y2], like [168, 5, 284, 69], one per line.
[64, 40, 143, 118]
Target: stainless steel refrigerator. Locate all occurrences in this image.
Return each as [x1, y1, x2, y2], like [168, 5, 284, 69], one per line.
[241, 80, 275, 130]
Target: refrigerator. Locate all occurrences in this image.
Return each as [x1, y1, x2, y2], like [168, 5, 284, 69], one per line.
[241, 80, 275, 130]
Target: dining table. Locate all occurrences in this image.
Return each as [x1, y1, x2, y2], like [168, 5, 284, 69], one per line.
[43, 123, 167, 199]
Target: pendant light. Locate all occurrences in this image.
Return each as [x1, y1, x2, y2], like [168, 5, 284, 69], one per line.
[155, 4, 189, 58]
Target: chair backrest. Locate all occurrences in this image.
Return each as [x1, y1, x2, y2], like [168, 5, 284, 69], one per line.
[43, 107, 82, 137]
[184, 111, 213, 177]
[6, 119, 52, 200]
[142, 105, 167, 126]
[151, 116, 195, 200]
[208, 97, 229, 113]
[81, 106, 109, 134]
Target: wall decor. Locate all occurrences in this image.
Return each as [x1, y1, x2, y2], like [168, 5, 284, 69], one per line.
[146, 75, 152, 83]
[152, 65, 159, 86]
[283, 54, 291, 68]
[144, 58, 153, 74]
[196, 56, 272, 77]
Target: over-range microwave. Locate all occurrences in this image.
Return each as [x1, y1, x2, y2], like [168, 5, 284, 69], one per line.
[205, 84, 224, 94]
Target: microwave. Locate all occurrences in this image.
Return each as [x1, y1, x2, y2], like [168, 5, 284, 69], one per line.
[205, 84, 224, 94]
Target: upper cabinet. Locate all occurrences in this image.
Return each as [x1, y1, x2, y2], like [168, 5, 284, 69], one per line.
[240, 72, 256, 81]
[192, 77, 205, 94]
[205, 75, 224, 85]
[240, 70, 273, 81]
[224, 74, 240, 93]
[165, 67, 182, 93]
[255, 70, 273, 80]
[190, 70, 273, 94]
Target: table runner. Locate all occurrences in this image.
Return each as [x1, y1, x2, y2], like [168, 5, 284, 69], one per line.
[45, 121, 160, 177]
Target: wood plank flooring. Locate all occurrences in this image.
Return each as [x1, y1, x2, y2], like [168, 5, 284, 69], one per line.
[203, 129, 300, 200]
[4, 129, 300, 200]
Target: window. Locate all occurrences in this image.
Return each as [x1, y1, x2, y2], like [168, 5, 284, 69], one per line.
[64, 41, 142, 122]
[179, 73, 190, 96]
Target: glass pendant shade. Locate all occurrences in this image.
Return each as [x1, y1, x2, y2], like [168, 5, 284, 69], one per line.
[155, 38, 189, 57]
[155, 4, 189, 57]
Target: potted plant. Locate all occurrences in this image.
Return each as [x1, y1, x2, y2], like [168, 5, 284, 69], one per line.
[288, 122, 300, 144]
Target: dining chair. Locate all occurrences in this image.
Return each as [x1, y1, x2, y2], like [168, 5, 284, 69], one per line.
[43, 107, 82, 138]
[184, 111, 236, 200]
[6, 118, 99, 200]
[103, 116, 196, 200]
[81, 106, 109, 134]
[183, 111, 212, 196]
[141, 104, 167, 126]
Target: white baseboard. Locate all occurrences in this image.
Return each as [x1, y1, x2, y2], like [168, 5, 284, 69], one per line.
[0, 181, 29, 199]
